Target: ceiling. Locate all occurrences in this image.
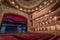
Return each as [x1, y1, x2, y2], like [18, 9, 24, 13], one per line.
[7, 0, 55, 13]
[2, 0, 57, 15]
[13, 0, 44, 9]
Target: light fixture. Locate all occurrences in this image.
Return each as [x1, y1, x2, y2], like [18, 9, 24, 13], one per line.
[31, 9, 35, 11]
[53, 16, 57, 20]
[44, 15, 48, 17]
[46, 22, 48, 24]
[35, 8, 39, 10]
[8, 0, 56, 12]
[43, 1, 47, 4]
[50, 17, 52, 19]
[15, 5, 19, 8]
[37, 28, 40, 31]
[40, 17, 43, 19]
[27, 10, 31, 12]
[19, 8, 23, 10]
[48, 10, 51, 13]
[39, 5, 42, 8]
[11, 1, 15, 4]
[56, 25, 59, 26]
[42, 22, 45, 25]
[36, 18, 39, 20]
[23, 9, 27, 11]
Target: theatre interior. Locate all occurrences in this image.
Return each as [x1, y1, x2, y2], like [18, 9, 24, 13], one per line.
[0, 0, 60, 40]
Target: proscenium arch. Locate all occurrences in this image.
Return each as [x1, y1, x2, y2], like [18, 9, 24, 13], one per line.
[0, 13, 28, 33]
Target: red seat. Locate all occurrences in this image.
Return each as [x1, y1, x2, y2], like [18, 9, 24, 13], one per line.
[40, 35, 54, 40]
[0, 33, 59, 40]
[0, 36, 17, 40]
[49, 35, 59, 40]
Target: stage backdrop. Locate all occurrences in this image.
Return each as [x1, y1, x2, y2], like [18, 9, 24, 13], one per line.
[0, 13, 27, 33]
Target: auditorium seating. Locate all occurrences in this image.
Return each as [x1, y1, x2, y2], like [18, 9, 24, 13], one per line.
[49, 35, 59, 40]
[0, 33, 59, 40]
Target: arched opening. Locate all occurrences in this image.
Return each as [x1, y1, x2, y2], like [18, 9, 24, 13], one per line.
[0, 13, 27, 33]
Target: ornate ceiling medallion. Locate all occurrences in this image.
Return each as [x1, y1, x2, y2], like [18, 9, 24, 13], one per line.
[8, 0, 56, 12]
